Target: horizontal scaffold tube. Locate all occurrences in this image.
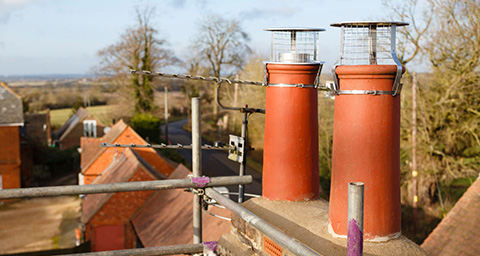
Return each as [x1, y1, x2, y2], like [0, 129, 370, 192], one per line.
[0, 175, 253, 199]
[205, 188, 323, 256]
[69, 243, 204, 256]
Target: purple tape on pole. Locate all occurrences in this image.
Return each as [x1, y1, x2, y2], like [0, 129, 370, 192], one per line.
[203, 241, 218, 254]
[347, 219, 363, 256]
[192, 176, 210, 187]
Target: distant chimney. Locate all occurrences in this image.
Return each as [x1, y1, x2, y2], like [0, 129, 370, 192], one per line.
[262, 28, 324, 201]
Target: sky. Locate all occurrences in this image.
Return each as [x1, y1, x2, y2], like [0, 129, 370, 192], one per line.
[0, 0, 392, 76]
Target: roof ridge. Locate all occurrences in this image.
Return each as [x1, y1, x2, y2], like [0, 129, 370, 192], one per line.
[0, 81, 22, 100]
[80, 122, 129, 174]
[130, 149, 167, 180]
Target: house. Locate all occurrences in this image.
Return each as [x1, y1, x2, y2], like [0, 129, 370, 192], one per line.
[131, 164, 231, 248]
[79, 120, 174, 185]
[22, 111, 52, 146]
[19, 111, 52, 186]
[421, 175, 480, 255]
[80, 118, 230, 252]
[53, 107, 105, 150]
[82, 148, 175, 251]
[0, 82, 24, 190]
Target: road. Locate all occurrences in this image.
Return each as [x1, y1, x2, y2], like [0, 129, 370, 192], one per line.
[165, 119, 262, 201]
[0, 196, 80, 254]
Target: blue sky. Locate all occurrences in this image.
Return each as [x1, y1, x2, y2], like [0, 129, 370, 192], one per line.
[0, 0, 390, 76]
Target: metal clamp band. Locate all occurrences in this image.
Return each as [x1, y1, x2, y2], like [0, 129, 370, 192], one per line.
[267, 83, 317, 88]
[263, 62, 324, 89]
[337, 90, 394, 95]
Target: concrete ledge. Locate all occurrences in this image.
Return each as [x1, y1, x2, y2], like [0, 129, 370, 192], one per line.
[219, 197, 426, 256]
[217, 232, 257, 256]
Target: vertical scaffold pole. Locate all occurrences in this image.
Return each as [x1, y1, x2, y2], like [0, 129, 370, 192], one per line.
[192, 97, 202, 244]
[348, 182, 364, 256]
[238, 109, 248, 203]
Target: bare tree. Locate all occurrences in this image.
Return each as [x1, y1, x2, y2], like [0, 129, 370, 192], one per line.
[384, 0, 480, 211]
[382, 0, 433, 66]
[191, 14, 251, 116]
[95, 7, 177, 114]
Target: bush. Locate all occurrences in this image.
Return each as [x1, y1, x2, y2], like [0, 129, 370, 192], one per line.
[131, 113, 161, 143]
[35, 146, 80, 180]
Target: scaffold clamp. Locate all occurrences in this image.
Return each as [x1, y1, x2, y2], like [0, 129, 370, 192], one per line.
[191, 176, 211, 187]
[203, 241, 218, 255]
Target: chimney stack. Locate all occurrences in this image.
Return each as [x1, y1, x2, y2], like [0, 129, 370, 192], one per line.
[263, 28, 324, 201]
[329, 21, 408, 240]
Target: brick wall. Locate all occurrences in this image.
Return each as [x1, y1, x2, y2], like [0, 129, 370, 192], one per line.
[0, 126, 21, 189]
[85, 167, 156, 251]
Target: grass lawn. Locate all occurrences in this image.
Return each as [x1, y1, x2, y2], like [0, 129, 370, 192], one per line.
[48, 105, 114, 128]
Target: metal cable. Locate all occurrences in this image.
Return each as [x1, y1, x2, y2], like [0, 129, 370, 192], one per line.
[101, 142, 233, 151]
[203, 208, 231, 221]
[131, 70, 266, 86]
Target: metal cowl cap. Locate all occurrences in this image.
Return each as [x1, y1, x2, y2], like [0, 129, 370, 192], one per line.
[331, 21, 409, 96]
[264, 27, 325, 64]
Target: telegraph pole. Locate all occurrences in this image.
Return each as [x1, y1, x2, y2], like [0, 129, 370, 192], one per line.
[412, 73, 418, 230]
[164, 86, 169, 143]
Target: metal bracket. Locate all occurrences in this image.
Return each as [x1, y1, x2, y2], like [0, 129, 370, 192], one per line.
[215, 82, 265, 114]
[228, 135, 245, 163]
[332, 65, 341, 95]
[391, 25, 404, 96]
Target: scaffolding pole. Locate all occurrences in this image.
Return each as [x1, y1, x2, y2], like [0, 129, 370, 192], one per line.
[68, 243, 204, 256]
[0, 176, 252, 200]
[205, 188, 323, 256]
[347, 182, 364, 256]
[192, 97, 203, 244]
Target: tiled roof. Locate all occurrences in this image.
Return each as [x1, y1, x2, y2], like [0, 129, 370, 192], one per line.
[81, 120, 175, 179]
[421, 175, 480, 255]
[55, 107, 89, 139]
[80, 137, 103, 169]
[80, 120, 129, 173]
[102, 119, 128, 143]
[0, 82, 23, 126]
[131, 164, 231, 247]
[82, 148, 159, 223]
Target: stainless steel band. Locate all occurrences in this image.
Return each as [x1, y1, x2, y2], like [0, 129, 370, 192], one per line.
[267, 83, 317, 88]
[337, 90, 395, 95]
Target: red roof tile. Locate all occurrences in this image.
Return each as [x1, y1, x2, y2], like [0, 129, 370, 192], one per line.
[131, 164, 231, 247]
[421, 176, 480, 256]
[81, 120, 175, 183]
[80, 120, 128, 171]
[80, 137, 103, 169]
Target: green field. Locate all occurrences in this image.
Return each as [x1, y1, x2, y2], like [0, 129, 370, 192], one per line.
[48, 105, 114, 128]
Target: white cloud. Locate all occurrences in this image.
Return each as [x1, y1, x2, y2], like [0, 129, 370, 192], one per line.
[0, 0, 36, 24]
[240, 6, 300, 21]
